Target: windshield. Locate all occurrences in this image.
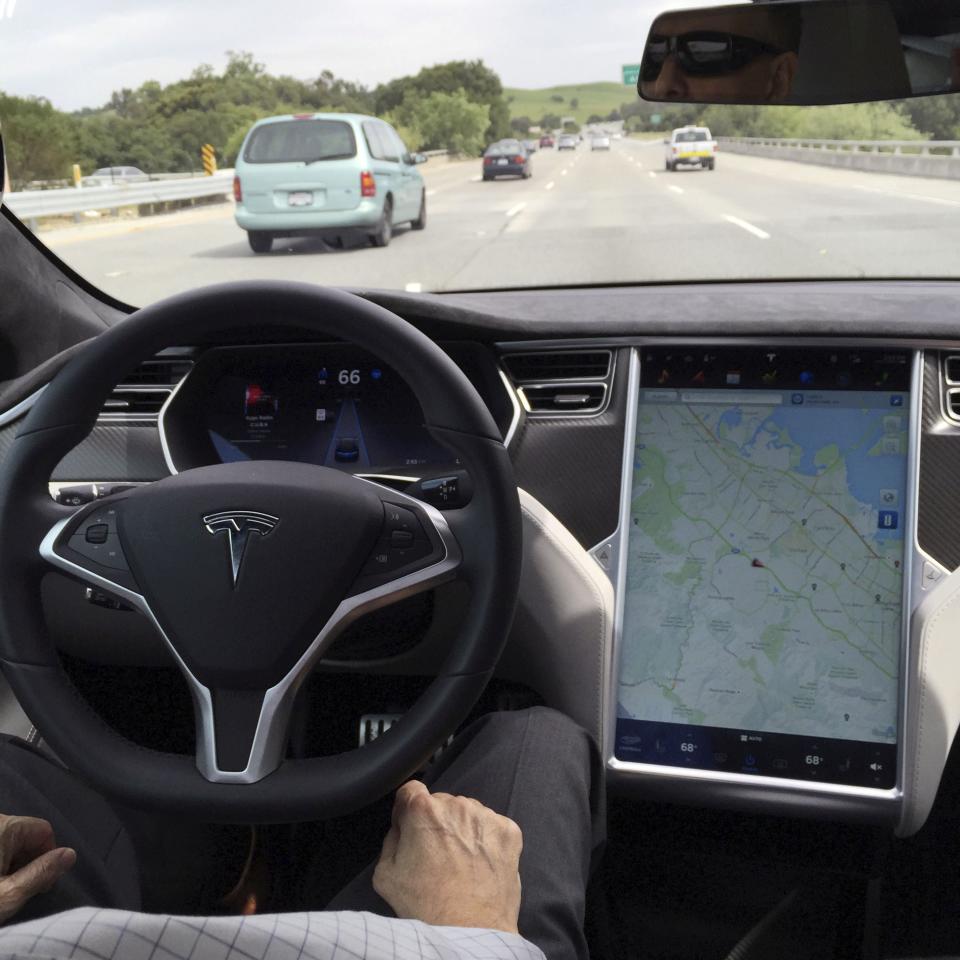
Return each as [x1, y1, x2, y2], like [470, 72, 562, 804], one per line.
[3, 0, 960, 306]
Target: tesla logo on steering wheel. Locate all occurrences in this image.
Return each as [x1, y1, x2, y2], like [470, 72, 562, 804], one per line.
[202, 511, 278, 587]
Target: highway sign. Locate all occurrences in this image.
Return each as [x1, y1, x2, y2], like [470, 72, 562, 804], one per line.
[622, 63, 641, 85]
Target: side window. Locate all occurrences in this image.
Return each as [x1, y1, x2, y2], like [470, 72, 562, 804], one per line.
[384, 124, 410, 164]
[376, 123, 400, 163]
[362, 121, 387, 161]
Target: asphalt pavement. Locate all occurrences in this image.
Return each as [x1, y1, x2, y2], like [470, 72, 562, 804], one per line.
[39, 138, 960, 306]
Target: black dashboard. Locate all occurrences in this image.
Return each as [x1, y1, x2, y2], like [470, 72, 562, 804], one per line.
[5, 279, 960, 834]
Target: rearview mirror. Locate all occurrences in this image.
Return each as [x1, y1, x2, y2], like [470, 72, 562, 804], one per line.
[411, 153, 428, 164]
[639, 0, 960, 106]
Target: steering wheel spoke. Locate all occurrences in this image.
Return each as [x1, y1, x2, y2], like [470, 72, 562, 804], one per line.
[40, 496, 141, 598]
[346, 486, 462, 601]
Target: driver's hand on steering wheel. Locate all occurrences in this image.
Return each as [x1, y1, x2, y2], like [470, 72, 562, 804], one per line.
[0, 814, 76, 924]
[373, 781, 523, 934]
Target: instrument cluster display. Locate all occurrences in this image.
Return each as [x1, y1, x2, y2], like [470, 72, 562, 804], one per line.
[169, 345, 460, 473]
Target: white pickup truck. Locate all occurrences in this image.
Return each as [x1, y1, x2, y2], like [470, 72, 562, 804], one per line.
[664, 126, 717, 171]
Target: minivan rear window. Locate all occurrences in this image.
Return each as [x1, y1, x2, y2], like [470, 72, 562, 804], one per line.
[676, 130, 708, 142]
[243, 119, 357, 164]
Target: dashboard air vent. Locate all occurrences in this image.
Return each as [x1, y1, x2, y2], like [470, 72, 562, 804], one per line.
[947, 389, 960, 421]
[100, 357, 194, 421]
[503, 350, 611, 383]
[119, 358, 195, 386]
[501, 348, 614, 417]
[522, 383, 607, 413]
[945, 354, 960, 386]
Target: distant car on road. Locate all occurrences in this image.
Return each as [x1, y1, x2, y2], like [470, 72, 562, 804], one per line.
[523, 139, 538, 153]
[83, 166, 149, 186]
[591, 135, 611, 151]
[557, 134, 578, 150]
[539, 134, 555, 148]
[482, 141, 532, 180]
[665, 126, 717, 171]
[233, 112, 427, 253]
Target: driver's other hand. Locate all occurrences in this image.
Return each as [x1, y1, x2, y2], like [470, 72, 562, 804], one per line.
[0, 814, 76, 925]
[373, 780, 523, 934]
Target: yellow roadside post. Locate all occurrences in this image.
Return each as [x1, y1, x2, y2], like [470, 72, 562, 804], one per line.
[202, 144, 217, 176]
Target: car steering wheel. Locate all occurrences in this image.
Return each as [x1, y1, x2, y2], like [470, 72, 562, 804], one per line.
[0, 282, 522, 823]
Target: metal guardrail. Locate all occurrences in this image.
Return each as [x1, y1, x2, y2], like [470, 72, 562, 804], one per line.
[4, 171, 235, 224]
[720, 137, 960, 155]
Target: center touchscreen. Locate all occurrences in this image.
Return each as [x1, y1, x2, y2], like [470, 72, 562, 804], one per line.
[615, 348, 912, 789]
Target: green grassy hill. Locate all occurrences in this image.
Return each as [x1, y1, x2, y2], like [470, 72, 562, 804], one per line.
[504, 82, 633, 125]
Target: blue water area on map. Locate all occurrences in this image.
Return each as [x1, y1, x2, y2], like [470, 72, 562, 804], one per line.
[715, 402, 907, 528]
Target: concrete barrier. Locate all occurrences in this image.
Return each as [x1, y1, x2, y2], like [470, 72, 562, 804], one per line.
[719, 138, 960, 181]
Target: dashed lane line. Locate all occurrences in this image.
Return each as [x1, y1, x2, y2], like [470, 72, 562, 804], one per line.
[723, 214, 770, 239]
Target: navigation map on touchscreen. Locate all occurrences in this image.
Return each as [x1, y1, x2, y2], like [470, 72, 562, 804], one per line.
[617, 381, 908, 769]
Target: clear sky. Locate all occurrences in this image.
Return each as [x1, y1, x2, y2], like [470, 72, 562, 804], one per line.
[0, 0, 708, 110]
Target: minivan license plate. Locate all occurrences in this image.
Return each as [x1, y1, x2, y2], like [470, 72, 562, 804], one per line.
[288, 191, 313, 207]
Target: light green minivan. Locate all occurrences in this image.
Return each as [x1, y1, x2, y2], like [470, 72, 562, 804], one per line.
[233, 113, 427, 254]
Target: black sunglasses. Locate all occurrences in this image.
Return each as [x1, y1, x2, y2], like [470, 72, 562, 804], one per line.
[641, 31, 785, 82]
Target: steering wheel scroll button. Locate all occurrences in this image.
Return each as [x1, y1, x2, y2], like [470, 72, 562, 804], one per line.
[66, 533, 131, 572]
[85, 523, 109, 544]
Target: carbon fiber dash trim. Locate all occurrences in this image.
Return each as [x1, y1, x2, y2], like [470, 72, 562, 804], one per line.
[52, 424, 170, 482]
[918, 352, 960, 571]
[510, 349, 629, 549]
[0, 420, 17, 469]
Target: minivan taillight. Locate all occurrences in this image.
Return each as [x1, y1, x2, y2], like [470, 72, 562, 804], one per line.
[360, 171, 376, 197]
[233, 176, 242, 202]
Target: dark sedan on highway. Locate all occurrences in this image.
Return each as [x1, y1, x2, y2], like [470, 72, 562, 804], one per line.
[482, 140, 532, 181]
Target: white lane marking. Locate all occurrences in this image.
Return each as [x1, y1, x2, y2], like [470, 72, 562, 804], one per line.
[561, 169, 568, 176]
[477, 230, 487, 237]
[506, 202, 527, 218]
[635, 160, 644, 168]
[470, 175, 481, 182]
[425, 189, 436, 197]
[648, 171, 657, 179]
[545, 181, 555, 191]
[404, 282, 422, 293]
[854, 184, 960, 207]
[105, 270, 125, 278]
[723, 214, 770, 239]
[668, 185, 684, 195]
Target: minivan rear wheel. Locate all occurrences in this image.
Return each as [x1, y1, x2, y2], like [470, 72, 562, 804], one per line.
[370, 199, 393, 248]
[247, 231, 273, 254]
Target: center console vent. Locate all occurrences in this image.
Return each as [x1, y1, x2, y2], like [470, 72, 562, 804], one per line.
[501, 348, 614, 417]
[100, 356, 195, 422]
[941, 353, 960, 422]
[503, 350, 611, 382]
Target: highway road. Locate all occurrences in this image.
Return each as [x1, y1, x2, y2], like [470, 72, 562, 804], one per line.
[39, 137, 960, 305]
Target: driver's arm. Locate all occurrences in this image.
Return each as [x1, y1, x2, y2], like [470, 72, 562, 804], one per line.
[373, 780, 523, 934]
[0, 814, 76, 924]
